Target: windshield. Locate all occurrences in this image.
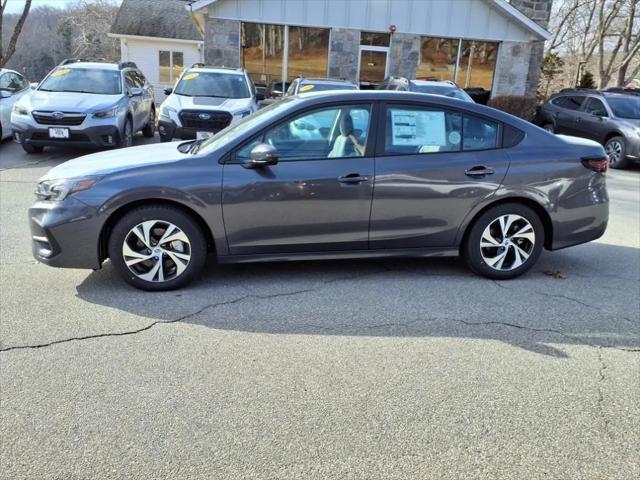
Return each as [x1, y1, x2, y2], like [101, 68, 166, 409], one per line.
[197, 98, 296, 155]
[174, 72, 250, 98]
[299, 83, 358, 93]
[410, 84, 473, 102]
[39, 68, 122, 95]
[607, 96, 640, 119]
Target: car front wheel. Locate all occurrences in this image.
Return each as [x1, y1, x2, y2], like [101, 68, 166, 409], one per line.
[119, 118, 133, 148]
[605, 136, 629, 169]
[108, 206, 207, 290]
[142, 108, 156, 138]
[463, 203, 544, 280]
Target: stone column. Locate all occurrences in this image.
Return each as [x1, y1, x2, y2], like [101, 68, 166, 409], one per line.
[492, 41, 534, 97]
[204, 17, 241, 68]
[389, 33, 420, 79]
[328, 28, 360, 83]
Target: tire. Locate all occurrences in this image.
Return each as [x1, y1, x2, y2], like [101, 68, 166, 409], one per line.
[542, 123, 555, 134]
[159, 134, 172, 143]
[108, 205, 207, 291]
[605, 136, 629, 169]
[142, 107, 156, 138]
[22, 143, 44, 154]
[462, 203, 544, 280]
[119, 117, 133, 148]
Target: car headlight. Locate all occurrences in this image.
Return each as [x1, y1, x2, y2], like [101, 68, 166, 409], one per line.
[233, 109, 252, 119]
[160, 105, 177, 117]
[35, 178, 98, 201]
[13, 104, 28, 116]
[93, 106, 119, 119]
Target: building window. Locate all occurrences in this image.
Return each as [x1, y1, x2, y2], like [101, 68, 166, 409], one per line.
[458, 40, 498, 90]
[416, 37, 459, 82]
[287, 26, 329, 79]
[159, 50, 184, 84]
[361, 32, 390, 47]
[241, 22, 284, 84]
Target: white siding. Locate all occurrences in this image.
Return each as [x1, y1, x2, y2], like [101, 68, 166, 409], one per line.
[207, 0, 538, 42]
[120, 38, 202, 103]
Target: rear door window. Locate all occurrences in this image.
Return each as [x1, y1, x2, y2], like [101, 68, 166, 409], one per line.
[462, 114, 499, 151]
[553, 95, 585, 111]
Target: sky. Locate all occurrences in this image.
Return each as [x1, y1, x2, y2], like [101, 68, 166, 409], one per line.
[4, 0, 122, 14]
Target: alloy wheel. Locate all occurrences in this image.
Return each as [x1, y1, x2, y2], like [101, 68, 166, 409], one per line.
[605, 140, 622, 165]
[122, 220, 191, 282]
[480, 214, 536, 271]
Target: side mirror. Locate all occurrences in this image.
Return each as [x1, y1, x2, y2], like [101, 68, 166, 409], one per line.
[0, 90, 11, 99]
[255, 92, 265, 101]
[129, 87, 143, 97]
[163, 87, 173, 96]
[243, 143, 279, 169]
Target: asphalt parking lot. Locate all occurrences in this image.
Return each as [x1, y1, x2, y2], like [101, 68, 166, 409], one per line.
[0, 135, 638, 479]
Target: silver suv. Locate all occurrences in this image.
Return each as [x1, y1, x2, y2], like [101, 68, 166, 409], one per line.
[11, 59, 156, 153]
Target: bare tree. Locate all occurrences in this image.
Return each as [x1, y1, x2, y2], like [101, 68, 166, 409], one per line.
[546, 0, 640, 89]
[0, 0, 32, 67]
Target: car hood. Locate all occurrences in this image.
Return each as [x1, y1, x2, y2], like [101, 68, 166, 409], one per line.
[19, 90, 122, 113]
[40, 142, 188, 181]
[163, 93, 252, 112]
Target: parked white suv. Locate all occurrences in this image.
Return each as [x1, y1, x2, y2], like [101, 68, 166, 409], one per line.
[0, 69, 31, 141]
[158, 64, 263, 142]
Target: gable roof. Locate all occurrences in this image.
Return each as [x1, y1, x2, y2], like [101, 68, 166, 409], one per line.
[110, 0, 203, 41]
[189, 0, 549, 41]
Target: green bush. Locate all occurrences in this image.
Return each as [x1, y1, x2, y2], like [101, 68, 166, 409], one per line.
[487, 96, 538, 122]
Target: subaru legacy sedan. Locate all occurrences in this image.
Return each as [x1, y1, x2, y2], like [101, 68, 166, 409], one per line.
[30, 91, 609, 290]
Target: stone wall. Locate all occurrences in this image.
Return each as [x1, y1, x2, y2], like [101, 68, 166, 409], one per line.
[508, 0, 553, 28]
[327, 28, 360, 83]
[389, 33, 420, 79]
[492, 41, 534, 96]
[204, 17, 241, 68]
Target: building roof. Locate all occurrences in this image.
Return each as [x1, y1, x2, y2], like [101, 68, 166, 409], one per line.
[189, 0, 550, 41]
[110, 0, 203, 42]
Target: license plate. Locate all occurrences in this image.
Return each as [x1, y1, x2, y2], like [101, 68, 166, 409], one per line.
[196, 131, 213, 140]
[49, 128, 69, 139]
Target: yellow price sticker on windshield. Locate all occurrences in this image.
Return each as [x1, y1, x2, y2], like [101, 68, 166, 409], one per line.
[51, 68, 71, 78]
[182, 73, 199, 81]
[299, 84, 315, 92]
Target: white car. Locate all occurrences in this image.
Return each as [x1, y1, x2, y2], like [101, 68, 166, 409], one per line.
[0, 68, 31, 140]
[158, 64, 263, 142]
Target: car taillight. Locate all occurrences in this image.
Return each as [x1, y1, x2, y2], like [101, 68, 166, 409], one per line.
[581, 156, 609, 173]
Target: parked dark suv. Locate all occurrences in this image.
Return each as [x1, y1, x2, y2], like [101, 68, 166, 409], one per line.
[536, 89, 640, 169]
[30, 91, 609, 290]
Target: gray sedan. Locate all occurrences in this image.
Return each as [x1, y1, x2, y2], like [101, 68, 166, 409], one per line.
[29, 91, 609, 290]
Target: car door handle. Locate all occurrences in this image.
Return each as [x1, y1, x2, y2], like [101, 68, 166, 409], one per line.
[465, 166, 495, 178]
[338, 173, 368, 184]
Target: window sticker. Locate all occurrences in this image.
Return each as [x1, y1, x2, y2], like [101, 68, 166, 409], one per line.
[448, 131, 461, 145]
[51, 68, 71, 78]
[182, 73, 199, 81]
[299, 84, 315, 92]
[391, 109, 446, 146]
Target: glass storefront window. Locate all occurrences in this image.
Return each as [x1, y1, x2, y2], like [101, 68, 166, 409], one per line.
[159, 50, 184, 84]
[458, 40, 498, 90]
[241, 22, 284, 84]
[287, 26, 329, 79]
[416, 37, 459, 82]
[361, 32, 390, 47]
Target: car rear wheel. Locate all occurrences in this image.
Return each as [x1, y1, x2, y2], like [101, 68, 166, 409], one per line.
[142, 107, 156, 138]
[108, 206, 207, 290]
[605, 136, 629, 169]
[22, 143, 44, 154]
[463, 203, 544, 280]
[119, 118, 133, 148]
[542, 123, 555, 133]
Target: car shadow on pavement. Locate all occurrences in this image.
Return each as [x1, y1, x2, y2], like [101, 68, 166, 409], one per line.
[75, 241, 639, 357]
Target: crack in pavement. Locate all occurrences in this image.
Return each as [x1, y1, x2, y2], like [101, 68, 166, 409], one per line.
[0, 156, 58, 173]
[596, 348, 615, 440]
[2, 267, 639, 354]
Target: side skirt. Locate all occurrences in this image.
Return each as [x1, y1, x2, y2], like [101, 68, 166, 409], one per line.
[217, 247, 459, 264]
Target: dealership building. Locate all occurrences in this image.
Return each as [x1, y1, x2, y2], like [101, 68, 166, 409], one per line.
[188, 0, 552, 98]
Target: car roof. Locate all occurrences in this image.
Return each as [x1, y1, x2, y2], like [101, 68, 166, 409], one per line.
[410, 80, 459, 88]
[293, 90, 532, 127]
[63, 62, 121, 71]
[189, 67, 244, 75]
